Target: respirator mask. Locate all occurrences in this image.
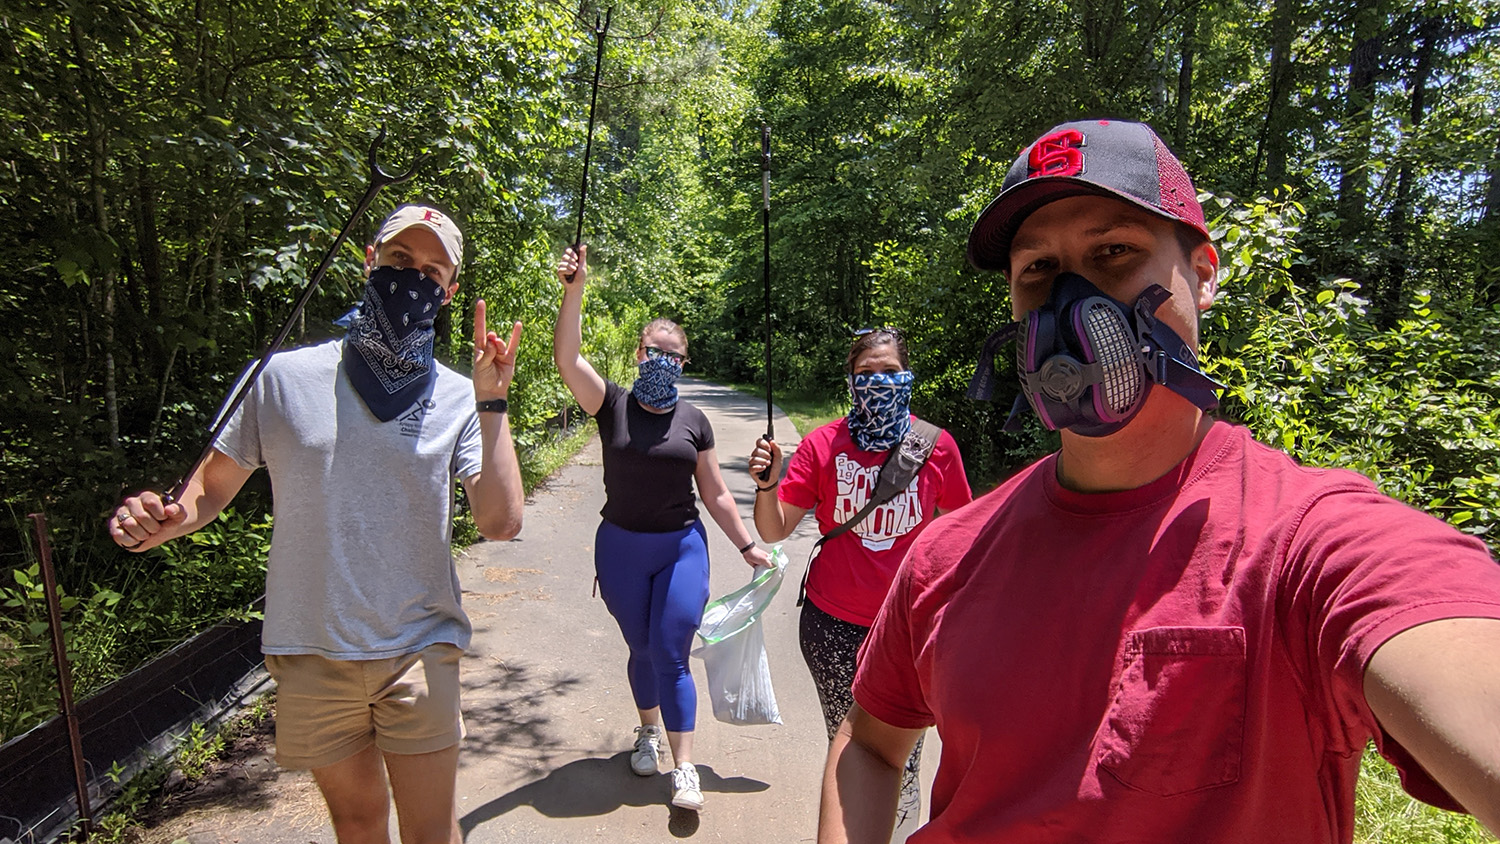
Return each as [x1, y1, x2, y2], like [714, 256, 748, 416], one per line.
[967, 273, 1223, 437]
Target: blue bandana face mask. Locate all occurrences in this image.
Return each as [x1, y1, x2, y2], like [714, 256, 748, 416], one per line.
[847, 370, 914, 452]
[341, 266, 447, 422]
[632, 354, 683, 409]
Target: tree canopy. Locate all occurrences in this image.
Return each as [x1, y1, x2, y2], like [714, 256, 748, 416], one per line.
[2, 0, 1498, 750]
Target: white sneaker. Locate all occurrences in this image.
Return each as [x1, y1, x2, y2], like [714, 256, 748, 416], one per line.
[670, 763, 704, 811]
[630, 725, 662, 776]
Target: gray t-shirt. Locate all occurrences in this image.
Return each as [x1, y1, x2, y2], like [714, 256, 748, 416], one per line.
[215, 339, 483, 659]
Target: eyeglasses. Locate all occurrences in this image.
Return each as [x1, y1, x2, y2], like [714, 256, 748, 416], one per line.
[644, 345, 689, 365]
[853, 326, 903, 341]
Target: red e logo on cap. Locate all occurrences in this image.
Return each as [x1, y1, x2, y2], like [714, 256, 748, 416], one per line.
[1028, 129, 1085, 178]
[423, 209, 443, 226]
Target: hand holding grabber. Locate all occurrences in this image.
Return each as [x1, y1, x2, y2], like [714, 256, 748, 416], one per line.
[749, 436, 784, 490]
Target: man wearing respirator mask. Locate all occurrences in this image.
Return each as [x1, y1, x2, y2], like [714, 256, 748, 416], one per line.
[109, 204, 526, 844]
[819, 120, 1500, 843]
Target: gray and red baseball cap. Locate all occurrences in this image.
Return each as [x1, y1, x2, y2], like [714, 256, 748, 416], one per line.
[966, 119, 1208, 272]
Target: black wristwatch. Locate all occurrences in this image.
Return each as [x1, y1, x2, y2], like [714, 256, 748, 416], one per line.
[476, 398, 509, 414]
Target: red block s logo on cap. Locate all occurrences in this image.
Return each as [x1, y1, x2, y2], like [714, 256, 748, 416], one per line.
[1027, 129, 1085, 178]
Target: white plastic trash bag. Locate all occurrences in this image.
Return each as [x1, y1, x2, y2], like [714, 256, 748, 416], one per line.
[693, 546, 787, 726]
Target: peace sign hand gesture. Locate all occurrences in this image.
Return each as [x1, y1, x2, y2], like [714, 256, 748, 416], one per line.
[473, 299, 522, 401]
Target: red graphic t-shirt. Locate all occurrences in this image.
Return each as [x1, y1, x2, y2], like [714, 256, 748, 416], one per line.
[780, 416, 972, 626]
[853, 421, 1500, 842]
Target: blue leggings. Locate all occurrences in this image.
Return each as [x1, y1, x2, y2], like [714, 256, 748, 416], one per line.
[594, 519, 710, 733]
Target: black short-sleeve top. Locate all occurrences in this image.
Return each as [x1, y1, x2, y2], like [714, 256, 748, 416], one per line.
[594, 380, 716, 532]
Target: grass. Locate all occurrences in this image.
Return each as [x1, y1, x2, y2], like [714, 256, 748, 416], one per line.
[453, 419, 598, 548]
[722, 381, 846, 437]
[1355, 745, 1495, 843]
[90, 692, 277, 843]
[519, 419, 599, 492]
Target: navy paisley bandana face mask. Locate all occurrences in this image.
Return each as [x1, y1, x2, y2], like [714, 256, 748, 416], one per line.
[632, 355, 683, 409]
[342, 266, 447, 421]
[847, 370, 914, 452]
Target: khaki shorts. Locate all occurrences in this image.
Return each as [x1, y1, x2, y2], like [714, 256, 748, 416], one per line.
[265, 643, 465, 770]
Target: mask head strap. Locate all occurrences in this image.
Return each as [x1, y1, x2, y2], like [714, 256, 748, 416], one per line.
[965, 323, 1018, 402]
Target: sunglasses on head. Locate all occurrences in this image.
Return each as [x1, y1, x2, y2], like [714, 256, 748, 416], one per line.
[854, 326, 903, 341]
[644, 345, 689, 365]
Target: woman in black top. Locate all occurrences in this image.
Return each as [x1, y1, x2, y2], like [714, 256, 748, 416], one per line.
[553, 245, 770, 812]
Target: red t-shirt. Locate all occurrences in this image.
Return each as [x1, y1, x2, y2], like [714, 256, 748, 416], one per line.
[854, 421, 1500, 843]
[781, 416, 972, 626]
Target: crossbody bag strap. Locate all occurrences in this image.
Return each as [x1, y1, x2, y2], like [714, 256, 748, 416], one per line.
[796, 419, 943, 607]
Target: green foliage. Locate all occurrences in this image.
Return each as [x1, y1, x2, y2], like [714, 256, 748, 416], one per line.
[0, 0, 622, 741]
[3, 6, 1500, 837]
[92, 757, 170, 844]
[0, 509, 268, 743]
[1206, 193, 1500, 552]
[90, 693, 278, 843]
[1355, 745, 1496, 843]
[518, 420, 602, 493]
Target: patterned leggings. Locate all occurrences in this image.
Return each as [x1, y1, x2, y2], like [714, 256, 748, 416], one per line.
[799, 598, 923, 826]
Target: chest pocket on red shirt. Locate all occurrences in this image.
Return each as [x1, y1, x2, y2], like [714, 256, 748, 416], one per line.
[1096, 626, 1246, 796]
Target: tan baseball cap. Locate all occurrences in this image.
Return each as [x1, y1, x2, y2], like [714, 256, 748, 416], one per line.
[374, 204, 465, 278]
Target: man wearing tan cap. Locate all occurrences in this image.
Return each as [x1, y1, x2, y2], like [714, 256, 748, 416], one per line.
[819, 120, 1500, 843]
[108, 203, 525, 843]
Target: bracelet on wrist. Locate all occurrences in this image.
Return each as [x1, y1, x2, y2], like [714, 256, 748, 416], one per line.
[756, 480, 779, 493]
[476, 397, 509, 414]
[738, 540, 756, 554]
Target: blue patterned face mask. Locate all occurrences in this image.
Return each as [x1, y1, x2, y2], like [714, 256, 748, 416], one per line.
[632, 354, 683, 409]
[847, 370, 914, 452]
[341, 266, 447, 421]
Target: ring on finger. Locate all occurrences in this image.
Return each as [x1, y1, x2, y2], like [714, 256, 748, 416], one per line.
[116, 512, 131, 525]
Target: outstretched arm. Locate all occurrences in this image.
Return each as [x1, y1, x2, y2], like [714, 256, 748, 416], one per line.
[1363, 617, 1500, 833]
[819, 702, 925, 844]
[108, 448, 254, 552]
[463, 300, 525, 541]
[695, 447, 772, 569]
[747, 436, 809, 542]
[553, 245, 607, 417]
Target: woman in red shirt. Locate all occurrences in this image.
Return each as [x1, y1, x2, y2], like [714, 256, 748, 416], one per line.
[747, 328, 972, 831]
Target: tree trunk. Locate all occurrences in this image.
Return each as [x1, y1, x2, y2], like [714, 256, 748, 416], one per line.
[147, 344, 179, 451]
[207, 234, 223, 350]
[136, 162, 163, 322]
[1255, 0, 1297, 190]
[1486, 132, 1500, 224]
[70, 16, 120, 452]
[1480, 132, 1500, 306]
[1175, 2, 1198, 146]
[1337, 2, 1383, 237]
[1381, 17, 1436, 325]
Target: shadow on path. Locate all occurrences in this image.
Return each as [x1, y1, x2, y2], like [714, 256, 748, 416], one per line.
[460, 755, 768, 838]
